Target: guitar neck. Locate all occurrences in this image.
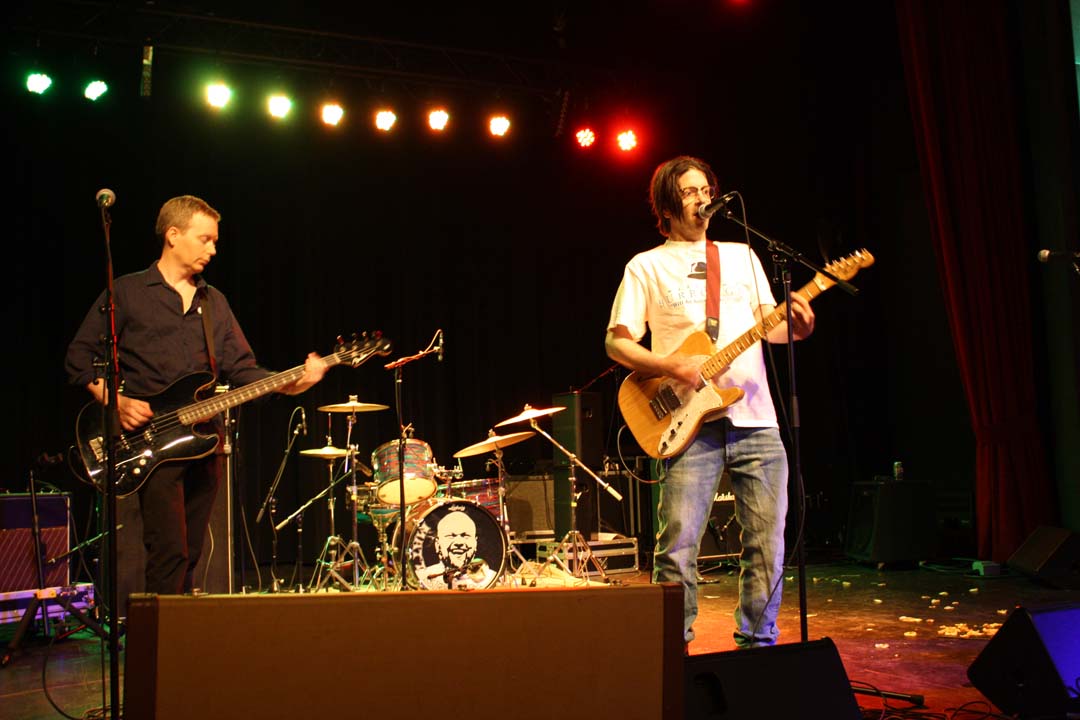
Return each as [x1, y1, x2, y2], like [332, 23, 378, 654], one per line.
[177, 354, 344, 425]
[698, 273, 830, 379]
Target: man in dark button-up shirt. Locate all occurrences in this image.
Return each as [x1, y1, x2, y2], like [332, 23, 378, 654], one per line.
[66, 194, 326, 596]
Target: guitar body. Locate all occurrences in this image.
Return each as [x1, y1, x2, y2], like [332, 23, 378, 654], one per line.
[75, 372, 222, 498]
[618, 332, 746, 460]
[616, 249, 875, 460]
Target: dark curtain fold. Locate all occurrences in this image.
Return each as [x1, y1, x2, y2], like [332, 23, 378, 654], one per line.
[894, 0, 1056, 560]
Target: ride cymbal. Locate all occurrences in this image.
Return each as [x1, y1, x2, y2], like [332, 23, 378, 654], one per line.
[318, 400, 389, 413]
[493, 404, 566, 427]
[452, 431, 536, 458]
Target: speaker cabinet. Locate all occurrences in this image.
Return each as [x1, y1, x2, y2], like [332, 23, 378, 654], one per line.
[124, 583, 685, 720]
[685, 637, 862, 719]
[1007, 526, 1080, 590]
[967, 603, 1080, 718]
[699, 470, 741, 561]
[0, 493, 70, 591]
[844, 480, 937, 563]
[552, 391, 603, 540]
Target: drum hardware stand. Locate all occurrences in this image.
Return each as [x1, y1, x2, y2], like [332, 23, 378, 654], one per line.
[273, 458, 348, 591]
[365, 508, 401, 591]
[308, 456, 358, 593]
[484, 446, 535, 587]
[256, 409, 305, 592]
[527, 419, 624, 584]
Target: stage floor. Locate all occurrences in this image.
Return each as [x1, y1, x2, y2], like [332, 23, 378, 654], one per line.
[2, 556, 1078, 719]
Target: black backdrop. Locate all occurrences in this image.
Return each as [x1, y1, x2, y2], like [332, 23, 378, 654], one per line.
[5, 1, 1003, 577]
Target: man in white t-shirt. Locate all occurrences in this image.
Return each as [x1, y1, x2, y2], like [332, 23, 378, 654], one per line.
[605, 156, 815, 652]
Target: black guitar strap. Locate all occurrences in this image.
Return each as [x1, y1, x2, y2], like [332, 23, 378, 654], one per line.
[200, 290, 219, 380]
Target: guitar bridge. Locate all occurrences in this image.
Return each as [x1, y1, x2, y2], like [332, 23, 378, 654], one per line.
[650, 384, 682, 420]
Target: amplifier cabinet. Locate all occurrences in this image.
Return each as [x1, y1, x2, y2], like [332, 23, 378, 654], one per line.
[0, 493, 70, 592]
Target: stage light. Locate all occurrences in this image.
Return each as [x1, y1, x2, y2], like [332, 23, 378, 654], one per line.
[575, 128, 597, 148]
[26, 72, 53, 95]
[488, 114, 511, 137]
[428, 108, 450, 131]
[375, 109, 397, 132]
[616, 129, 638, 152]
[267, 94, 292, 119]
[84, 80, 108, 101]
[321, 102, 344, 126]
[206, 82, 232, 109]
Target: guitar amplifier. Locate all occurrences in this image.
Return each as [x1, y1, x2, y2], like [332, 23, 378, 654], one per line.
[0, 493, 71, 592]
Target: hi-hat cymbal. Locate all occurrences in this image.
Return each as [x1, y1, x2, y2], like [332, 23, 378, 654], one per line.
[494, 404, 566, 428]
[318, 400, 390, 413]
[452, 431, 536, 458]
[300, 445, 351, 459]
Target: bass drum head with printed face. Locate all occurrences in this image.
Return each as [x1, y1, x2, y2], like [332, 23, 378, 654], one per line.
[396, 498, 507, 590]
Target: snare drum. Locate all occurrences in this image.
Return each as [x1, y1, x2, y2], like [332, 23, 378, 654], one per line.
[394, 497, 507, 590]
[371, 438, 438, 505]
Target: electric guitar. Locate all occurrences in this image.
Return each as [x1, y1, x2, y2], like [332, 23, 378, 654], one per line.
[618, 249, 875, 459]
[75, 332, 392, 497]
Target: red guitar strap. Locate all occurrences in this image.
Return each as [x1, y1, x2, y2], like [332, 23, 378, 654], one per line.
[705, 241, 720, 342]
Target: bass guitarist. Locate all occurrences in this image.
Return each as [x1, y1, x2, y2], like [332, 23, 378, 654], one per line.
[65, 195, 326, 596]
[604, 156, 814, 653]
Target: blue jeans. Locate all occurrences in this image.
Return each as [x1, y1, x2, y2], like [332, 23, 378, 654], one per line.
[653, 419, 788, 646]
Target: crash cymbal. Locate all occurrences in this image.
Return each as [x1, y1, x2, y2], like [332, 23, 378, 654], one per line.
[300, 445, 351, 459]
[494, 404, 567, 428]
[452, 430, 536, 459]
[318, 399, 390, 413]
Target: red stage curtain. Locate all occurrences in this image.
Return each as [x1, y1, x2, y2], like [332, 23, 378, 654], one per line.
[894, 0, 1056, 560]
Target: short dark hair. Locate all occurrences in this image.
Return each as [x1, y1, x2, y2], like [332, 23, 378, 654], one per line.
[649, 156, 719, 236]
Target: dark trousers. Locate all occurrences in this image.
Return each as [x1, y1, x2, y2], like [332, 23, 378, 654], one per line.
[138, 455, 220, 594]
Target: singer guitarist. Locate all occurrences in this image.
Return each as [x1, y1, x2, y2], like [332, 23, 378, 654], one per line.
[66, 195, 327, 596]
[604, 156, 814, 653]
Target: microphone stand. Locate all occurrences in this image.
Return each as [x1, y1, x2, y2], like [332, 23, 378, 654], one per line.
[256, 418, 304, 592]
[383, 330, 442, 591]
[97, 198, 122, 719]
[719, 209, 857, 645]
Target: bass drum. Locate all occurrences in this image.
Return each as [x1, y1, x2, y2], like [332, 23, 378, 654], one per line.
[395, 498, 507, 590]
[371, 438, 438, 505]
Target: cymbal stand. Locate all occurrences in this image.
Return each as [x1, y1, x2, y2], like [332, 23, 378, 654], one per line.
[308, 457, 358, 592]
[365, 507, 400, 592]
[527, 419, 623, 584]
[485, 446, 535, 587]
[338, 410, 374, 590]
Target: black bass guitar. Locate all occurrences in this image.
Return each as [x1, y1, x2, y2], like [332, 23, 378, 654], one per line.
[75, 332, 392, 497]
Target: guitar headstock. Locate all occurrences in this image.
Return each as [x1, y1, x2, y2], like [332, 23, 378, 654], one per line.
[822, 248, 875, 282]
[335, 332, 393, 367]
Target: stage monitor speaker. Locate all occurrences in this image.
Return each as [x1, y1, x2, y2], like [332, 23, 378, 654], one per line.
[967, 603, 1080, 718]
[552, 390, 603, 540]
[685, 637, 862, 719]
[844, 479, 936, 564]
[1006, 526, 1080, 590]
[0, 493, 70, 591]
[125, 583, 685, 720]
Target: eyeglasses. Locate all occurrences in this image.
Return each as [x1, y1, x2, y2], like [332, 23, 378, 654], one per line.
[679, 185, 717, 200]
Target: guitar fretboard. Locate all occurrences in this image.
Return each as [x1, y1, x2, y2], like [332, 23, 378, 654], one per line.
[176, 353, 345, 425]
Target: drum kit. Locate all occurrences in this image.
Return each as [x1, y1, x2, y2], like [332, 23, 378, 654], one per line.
[279, 397, 583, 592]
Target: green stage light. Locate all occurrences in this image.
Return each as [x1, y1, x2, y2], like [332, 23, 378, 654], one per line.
[84, 80, 108, 101]
[26, 73, 53, 94]
[206, 82, 232, 109]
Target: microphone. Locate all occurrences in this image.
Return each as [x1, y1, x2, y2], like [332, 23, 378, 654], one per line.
[697, 191, 738, 220]
[437, 330, 444, 362]
[95, 188, 116, 209]
[1037, 249, 1080, 263]
[299, 407, 307, 436]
